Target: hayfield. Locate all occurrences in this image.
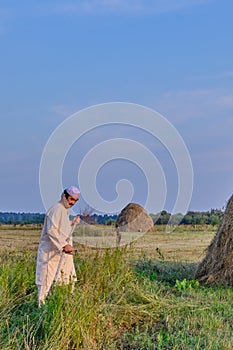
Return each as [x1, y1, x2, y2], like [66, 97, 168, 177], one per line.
[1, 224, 233, 349]
[0, 224, 214, 261]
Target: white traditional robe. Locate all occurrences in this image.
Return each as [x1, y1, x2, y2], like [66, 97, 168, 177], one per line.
[36, 202, 76, 304]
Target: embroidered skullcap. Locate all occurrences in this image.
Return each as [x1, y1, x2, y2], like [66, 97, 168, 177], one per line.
[66, 186, 80, 200]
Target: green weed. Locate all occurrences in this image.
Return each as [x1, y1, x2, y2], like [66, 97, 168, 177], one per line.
[175, 278, 200, 292]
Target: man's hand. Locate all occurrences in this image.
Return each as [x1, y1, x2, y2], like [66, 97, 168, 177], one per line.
[62, 244, 75, 254]
[72, 215, 80, 225]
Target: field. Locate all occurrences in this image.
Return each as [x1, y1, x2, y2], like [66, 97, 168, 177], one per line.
[0, 224, 214, 261]
[1, 224, 233, 349]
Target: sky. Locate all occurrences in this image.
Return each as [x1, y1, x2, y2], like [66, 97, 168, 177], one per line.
[0, 0, 233, 215]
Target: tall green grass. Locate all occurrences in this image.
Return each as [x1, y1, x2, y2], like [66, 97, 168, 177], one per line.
[1, 249, 233, 349]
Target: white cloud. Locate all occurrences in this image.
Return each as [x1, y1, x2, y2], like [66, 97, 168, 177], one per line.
[0, 0, 214, 27]
[152, 87, 233, 186]
[48, 0, 212, 15]
[216, 94, 233, 108]
[154, 88, 233, 123]
[51, 105, 75, 117]
[193, 71, 233, 81]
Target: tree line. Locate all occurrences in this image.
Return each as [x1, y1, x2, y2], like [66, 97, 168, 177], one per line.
[0, 209, 224, 226]
[0, 212, 46, 225]
[151, 209, 224, 226]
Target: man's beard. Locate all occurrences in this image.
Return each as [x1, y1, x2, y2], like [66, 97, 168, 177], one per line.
[60, 194, 73, 209]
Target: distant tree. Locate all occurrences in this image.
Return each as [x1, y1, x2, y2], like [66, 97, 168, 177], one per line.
[150, 213, 160, 224]
[105, 218, 116, 226]
[210, 215, 219, 226]
[156, 210, 171, 225]
[169, 213, 183, 226]
[181, 214, 192, 225]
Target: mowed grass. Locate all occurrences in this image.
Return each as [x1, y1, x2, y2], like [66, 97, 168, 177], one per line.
[1, 224, 233, 349]
[0, 224, 214, 261]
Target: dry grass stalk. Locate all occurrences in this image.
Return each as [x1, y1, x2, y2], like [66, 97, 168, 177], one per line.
[195, 194, 233, 285]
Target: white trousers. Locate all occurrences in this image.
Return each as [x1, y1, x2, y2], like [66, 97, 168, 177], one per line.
[38, 280, 75, 307]
[38, 284, 51, 307]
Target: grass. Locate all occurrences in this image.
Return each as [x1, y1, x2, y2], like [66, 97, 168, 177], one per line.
[0, 248, 162, 349]
[1, 224, 233, 349]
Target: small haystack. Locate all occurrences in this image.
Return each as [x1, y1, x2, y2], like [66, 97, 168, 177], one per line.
[116, 203, 154, 233]
[195, 194, 233, 286]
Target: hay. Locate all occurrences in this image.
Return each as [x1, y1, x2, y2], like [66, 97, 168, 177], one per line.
[195, 194, 233, 286]
[115, 203, 154, 233]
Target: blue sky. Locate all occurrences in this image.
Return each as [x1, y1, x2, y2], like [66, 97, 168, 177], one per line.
[1, 0, 233, 214]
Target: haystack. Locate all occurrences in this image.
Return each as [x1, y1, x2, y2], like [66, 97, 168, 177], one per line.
[195, 194, 233, 286]
[116, 203, 154, 233]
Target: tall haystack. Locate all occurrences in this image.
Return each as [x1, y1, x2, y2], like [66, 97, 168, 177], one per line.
[116, 203, 154, 233]
[195, 194, 233, 286]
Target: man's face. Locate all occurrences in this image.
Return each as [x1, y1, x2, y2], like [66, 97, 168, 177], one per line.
[67, 195, 78, 207]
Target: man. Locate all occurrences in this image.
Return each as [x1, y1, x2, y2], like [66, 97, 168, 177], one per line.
[36, 186, 80, 306]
